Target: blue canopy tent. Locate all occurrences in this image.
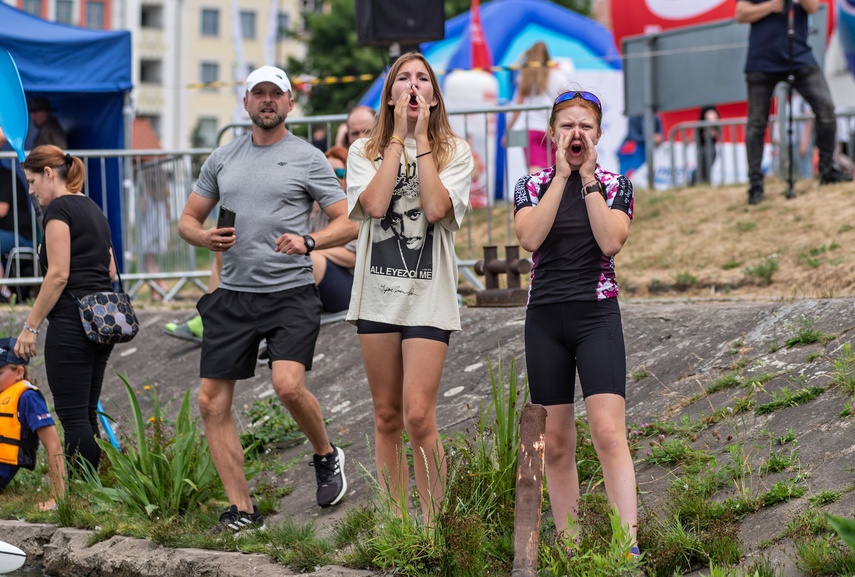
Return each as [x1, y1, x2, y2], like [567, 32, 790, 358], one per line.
[359, 0, 622, 200]
[0, 2, 132, 260]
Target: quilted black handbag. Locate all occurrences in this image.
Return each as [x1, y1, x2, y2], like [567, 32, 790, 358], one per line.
[76, 248, 139, 345]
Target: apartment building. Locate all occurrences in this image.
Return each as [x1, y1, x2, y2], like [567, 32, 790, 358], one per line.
[8, 0, 313, 150]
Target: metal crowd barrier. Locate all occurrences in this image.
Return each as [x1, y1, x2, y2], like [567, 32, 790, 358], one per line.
[25, 101, 855, 301]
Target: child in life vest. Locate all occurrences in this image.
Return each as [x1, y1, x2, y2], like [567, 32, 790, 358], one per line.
[0, 337, 65, 511]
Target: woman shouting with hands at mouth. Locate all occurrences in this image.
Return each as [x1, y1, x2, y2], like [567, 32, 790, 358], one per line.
[346, 52, 472, 524]
[513, 90, 640, 558]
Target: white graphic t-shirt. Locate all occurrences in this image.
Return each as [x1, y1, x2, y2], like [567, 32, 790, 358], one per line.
[346, 136, 473, 331]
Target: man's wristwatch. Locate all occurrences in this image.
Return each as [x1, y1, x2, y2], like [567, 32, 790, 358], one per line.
[302, 235, 316, 254]
[582, 180, 605, 199]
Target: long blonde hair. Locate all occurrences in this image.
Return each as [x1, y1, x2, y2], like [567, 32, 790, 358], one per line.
[363, 52, 459, 173]
[518, 42, 551, 99]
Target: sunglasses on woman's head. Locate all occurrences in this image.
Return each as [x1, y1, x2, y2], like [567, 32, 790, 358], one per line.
[553, 91, 602, 112]
[334, 168, 346, 179]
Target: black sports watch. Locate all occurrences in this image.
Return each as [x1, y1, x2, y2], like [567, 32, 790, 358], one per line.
[302, 234, 316, 254]
[582, 180, 605, 199]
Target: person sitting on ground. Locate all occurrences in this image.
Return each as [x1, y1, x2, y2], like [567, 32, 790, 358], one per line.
[0, 337, 66, 512]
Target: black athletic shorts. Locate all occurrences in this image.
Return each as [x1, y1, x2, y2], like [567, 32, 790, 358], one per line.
[198, 284, 322, 379]
[524, 299, 626, 405]
[356, 319, 451, 345]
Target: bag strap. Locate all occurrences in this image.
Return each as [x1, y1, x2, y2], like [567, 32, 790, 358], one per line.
[107, 240, 126, 293]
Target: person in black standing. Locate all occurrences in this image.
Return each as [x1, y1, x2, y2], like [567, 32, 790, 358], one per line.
[15, 145, 116, 475]
[736, 0, 851, 205]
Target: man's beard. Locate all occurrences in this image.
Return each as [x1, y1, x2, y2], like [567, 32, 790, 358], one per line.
[251, 112, 285, 129]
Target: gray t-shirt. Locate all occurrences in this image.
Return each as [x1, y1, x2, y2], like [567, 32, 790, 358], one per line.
[195, 132, 345, 292]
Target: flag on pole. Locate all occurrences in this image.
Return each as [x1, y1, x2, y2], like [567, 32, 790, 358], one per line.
[470, 0, 493, 69]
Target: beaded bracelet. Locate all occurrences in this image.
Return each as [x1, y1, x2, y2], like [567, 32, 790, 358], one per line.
[416, 151, 432, 158]
[23, 322, 40, 335]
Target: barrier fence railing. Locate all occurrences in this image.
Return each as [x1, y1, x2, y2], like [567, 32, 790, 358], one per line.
[6, 102, 846, 302]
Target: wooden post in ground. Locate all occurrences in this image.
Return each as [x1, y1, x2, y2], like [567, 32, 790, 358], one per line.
[511, 403, 547, 577]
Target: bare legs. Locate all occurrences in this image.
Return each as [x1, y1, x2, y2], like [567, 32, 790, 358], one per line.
[198, 359, 332, 513]
[545, 395, 637, 542]
[359, 333, 448, 523]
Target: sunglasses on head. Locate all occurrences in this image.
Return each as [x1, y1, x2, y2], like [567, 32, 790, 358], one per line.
[334, 168, 346, 179]
[553, 91, 602, 112]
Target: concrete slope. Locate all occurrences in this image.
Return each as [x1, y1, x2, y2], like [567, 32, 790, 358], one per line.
[7, 298, 855, 576]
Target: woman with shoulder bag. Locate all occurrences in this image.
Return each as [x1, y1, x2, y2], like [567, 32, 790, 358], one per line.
[15, 144, 117, 474]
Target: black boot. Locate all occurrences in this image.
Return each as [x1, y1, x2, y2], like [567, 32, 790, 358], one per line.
[748, 183, 764, 205]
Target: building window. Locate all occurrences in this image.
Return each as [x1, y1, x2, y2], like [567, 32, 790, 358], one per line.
[140, 4, 163, 29]
[240, 10, 256, 40]
[140, 59, 162, 84]
[55, 0, 73, 23]
[86, 0, 105, 29]
[277, 12, 290, 41]
[196, 117, 218, 148]
[22, 0, 41, 17]
[200, 62, 219, 88]
[201, 8, 219, 36]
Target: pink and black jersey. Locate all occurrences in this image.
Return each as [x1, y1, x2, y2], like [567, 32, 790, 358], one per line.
[513, 165, 634, 306]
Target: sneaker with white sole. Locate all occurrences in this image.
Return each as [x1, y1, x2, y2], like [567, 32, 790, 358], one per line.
[210, 504, 266, 536]
[311, 444, 347, 507]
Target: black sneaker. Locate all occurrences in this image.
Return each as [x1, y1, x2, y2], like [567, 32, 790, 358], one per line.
[748, 183, 764, 205]
[210, 504, 266, 536]
[820, 167, 853, 184]
[310, 444, 347, 507]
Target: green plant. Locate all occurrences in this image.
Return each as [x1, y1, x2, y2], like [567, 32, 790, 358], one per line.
[631, 367, 650, 381]
[736, 221, 757, 232]
[831, 343, 855, 393]
[772, 429, 796, 445]
[760, 448, 798, 474]
[645, 438, 712, 467]
[744, 255, 779, 285]
[265, 517, 335, 571]
[784, 316, 835, 348]
[675, 271, 699, 290]
[722, 261, 742, 270]
[827, 514, 855, 551]
[808, 491, 841, 508]
[706, 372, 743, 395]
[239, 397, 307, 455]
[760, 478, 806, 507]
[77, 376, 224, 518]
[755, 386, 824, 415]
[794, 533, 855, 575]
[540, 504, 640, 576]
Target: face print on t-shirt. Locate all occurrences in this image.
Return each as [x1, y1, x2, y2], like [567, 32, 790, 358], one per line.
[369, 166, 434, 280]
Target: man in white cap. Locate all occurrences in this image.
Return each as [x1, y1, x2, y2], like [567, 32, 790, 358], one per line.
[178, 65, 357, 535]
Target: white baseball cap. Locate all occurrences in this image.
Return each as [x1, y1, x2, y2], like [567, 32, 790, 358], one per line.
[246, 66, 292, 93]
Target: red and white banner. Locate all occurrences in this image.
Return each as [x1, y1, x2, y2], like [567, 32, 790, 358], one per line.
[610, 0, 733, 52]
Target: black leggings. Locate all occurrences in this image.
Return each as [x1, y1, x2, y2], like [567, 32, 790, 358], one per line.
[525, 299, 626, 405]
[44, 300, 113, 472]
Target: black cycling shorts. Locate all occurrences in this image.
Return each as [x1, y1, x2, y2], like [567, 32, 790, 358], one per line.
[524, 299, 626, 405]
[356, 319, 451, 345]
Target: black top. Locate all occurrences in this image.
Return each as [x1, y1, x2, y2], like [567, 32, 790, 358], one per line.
[513, 165, 634, 305]
[39, 195, 113, 297]
[0, 167, 33, 242]
[742, 0, 817, 73]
